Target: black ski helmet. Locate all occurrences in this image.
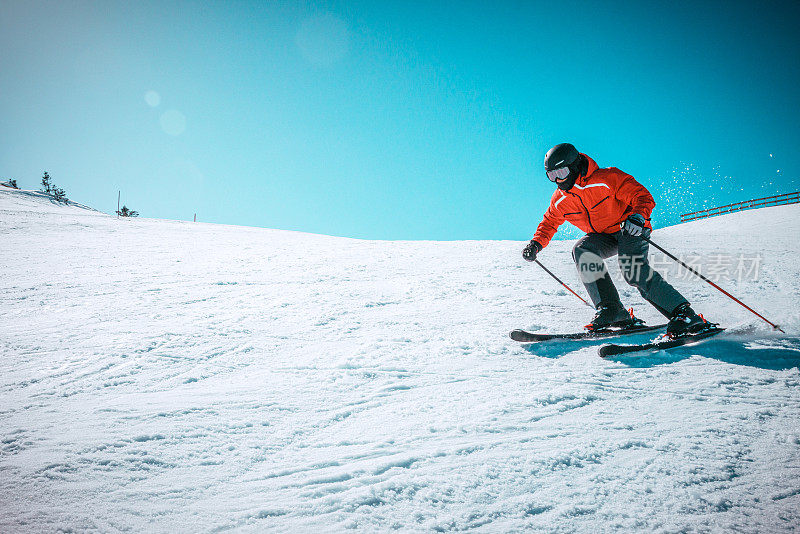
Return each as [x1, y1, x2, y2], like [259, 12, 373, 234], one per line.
[544, 143, 584, 191]
[544, 143, 579, 172]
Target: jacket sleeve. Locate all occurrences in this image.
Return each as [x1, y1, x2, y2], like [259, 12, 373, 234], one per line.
[614, 171, 655, 220]
[532, 201, 565, 249]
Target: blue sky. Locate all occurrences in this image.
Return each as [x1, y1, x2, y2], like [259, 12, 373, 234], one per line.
[2, 0, 799, 240]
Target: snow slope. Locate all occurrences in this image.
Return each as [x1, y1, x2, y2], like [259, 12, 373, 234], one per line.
[1, 187, 799, 533]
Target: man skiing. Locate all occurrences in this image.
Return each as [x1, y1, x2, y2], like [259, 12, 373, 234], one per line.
[522, 142, 710, 337]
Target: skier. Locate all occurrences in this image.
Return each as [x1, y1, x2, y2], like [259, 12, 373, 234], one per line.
[522, 143, 710, 337]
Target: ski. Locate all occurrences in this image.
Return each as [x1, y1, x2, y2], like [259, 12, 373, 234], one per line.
[510, 322, 667, 343]
[598, 327, 725, 357]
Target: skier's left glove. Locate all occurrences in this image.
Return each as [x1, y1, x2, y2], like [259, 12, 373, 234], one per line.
[522, 240, 543, 262]
[621, 214, 648, 237]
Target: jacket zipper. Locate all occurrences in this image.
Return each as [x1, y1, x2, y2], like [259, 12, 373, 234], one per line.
[570, 191, 598, 233]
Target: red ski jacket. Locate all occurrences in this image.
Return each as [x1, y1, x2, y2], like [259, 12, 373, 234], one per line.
[533, 155, 655, 248]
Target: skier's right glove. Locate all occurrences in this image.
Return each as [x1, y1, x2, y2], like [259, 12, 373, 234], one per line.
[522, 240, 543, 262]
[622, 213, 648, 237]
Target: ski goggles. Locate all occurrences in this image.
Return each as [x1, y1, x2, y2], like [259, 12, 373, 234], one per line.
[546, 166, 571, 182]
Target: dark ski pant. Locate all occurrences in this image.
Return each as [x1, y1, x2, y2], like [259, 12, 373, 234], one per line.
[572, 231, 687, 318]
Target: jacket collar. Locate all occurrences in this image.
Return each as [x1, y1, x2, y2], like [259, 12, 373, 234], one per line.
[576, 154, 599, 186]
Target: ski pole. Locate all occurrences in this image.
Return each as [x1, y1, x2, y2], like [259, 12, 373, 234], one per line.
[644, 237, 784, 332]
[535, 259, 593, 308]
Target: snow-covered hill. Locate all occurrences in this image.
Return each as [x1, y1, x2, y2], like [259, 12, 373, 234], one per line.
[1, 187, 799, 533]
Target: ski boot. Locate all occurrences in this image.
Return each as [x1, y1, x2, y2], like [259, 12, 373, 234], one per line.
[666, 303, 710, 337]
[586, 304, 637, 331]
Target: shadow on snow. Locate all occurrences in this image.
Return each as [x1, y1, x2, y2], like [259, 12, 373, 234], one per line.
[523, 334, 800, 371]
[607, 337, 800, 370]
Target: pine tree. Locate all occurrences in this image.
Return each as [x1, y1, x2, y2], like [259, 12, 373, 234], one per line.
[40, 172, 52, 194]
[117, 205, 139, 217]
[40, 172, 68, 202]
[52, 186, 68, 203]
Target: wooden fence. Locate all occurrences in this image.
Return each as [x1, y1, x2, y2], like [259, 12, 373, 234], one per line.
[680, 191, 800, 223]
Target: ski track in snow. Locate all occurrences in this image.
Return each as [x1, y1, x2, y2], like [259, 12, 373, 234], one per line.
[1, 188, 799, 532]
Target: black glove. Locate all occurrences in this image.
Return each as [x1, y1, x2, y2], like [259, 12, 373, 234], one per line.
[621, 213, 647, 237]
[522, 240, 543, 262]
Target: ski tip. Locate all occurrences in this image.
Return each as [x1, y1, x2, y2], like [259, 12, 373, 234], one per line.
[509, 329, 530, 342]
[597, 345, 615, 358]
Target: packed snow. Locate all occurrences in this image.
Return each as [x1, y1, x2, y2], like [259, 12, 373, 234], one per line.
[1, 187, 799, 532]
